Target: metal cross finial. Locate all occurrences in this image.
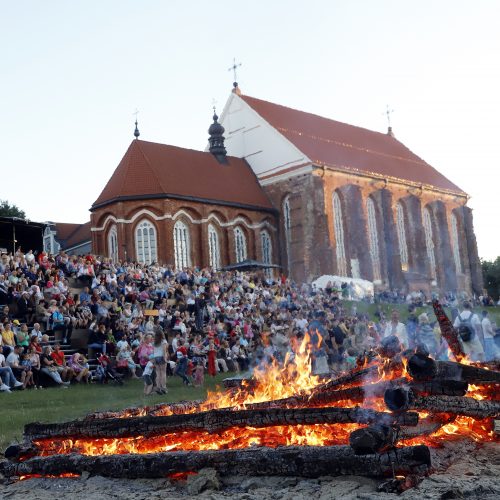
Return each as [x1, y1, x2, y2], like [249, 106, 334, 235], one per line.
[228, 58, 242, 82]
[211, 98, 217, 114]
[384, 105, 394, 128]
[133, 109, 139, 120]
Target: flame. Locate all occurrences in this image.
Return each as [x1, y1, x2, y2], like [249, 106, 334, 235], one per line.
[18, 335, 500, 463]
[34, 423, 362, 457]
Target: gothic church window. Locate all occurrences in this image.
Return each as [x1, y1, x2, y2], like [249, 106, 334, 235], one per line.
[234, 227, 247, 263]
[208, 224, 220, 270]
[450, 213, 462, 274]
[174, 220, 191, 269]
[332, 191, 347, 276]
[108, 225, 118, 261]
[366, 197, 381, 281]
[423, 207, 437, 281]
[260, 230, 272, 278]
[135, 220, 157, 265]
[396, 202, 409, 271]
[283, 196, 292, 271]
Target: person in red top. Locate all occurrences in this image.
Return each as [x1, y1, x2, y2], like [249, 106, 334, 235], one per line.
[206, 338, 217, 377]
[51, 343, 73, 382]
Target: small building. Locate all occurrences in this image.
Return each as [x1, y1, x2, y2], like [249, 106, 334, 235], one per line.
[43, 221, 92, 255]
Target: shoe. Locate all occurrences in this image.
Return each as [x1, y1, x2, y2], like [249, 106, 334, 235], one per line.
[62, 381, 71, 386]
[14, 381, 23, 387]
[33, 386, 38, 390]
[0, 384, 11, 392]
[61, 385, 69, 389]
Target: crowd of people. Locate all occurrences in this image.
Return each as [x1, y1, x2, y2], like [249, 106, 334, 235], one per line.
[1, 248, 499, 395]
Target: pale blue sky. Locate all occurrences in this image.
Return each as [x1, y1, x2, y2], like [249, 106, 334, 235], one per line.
[1, 1, 499, 258]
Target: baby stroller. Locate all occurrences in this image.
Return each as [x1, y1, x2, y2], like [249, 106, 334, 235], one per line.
[96, 353, 124, 385]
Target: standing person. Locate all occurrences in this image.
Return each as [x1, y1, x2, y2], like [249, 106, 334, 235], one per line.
[383, 310, 409, 349]
[453, 302, 484, 361]
[142, 360, 155, 395]
[481, 310, 499, 361]
[415, 313, 438, 356]
[206, 338, 217, 377]
[152, 330, 168, 394]
[175, 338, 192, 386]
[51, 307, 68, 344]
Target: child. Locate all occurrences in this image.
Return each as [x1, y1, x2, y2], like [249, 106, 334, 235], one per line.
[143, 360, 155, 395]
[20, 352, 35, 389]
[193, 361, 204, 388]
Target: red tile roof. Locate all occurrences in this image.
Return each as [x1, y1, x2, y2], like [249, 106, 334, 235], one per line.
[92, 140, 274, 210]
[240, 95, 465, 194]
[54, 222, 91, 249]
[53, 223, 81, 242]
[64, 221, 91, 249]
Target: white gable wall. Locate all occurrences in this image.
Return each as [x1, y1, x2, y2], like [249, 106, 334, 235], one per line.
[217, 92, 311, 179]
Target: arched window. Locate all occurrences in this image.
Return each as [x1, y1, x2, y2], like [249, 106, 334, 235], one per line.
[135, 220, 157, 265]
[283, 196, 292, 271]
[107, 225, 118, 261]
[234, 226, 247, 263]
[208, 224, 220, 270]
[332, 191, 347, 276]
[396, 202, 409, 271]
[366, 197, 381, 281]
[423, 207, 437, 280]
[173, 221, 190, 269]
[450, 213, 462, 274]
[261, 230, 273, 279]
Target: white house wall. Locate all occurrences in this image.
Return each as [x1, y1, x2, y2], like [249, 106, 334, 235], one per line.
[218, 93, 310, 179]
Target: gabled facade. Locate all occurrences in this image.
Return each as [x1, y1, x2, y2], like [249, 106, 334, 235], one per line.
[218, 87, 482, 295]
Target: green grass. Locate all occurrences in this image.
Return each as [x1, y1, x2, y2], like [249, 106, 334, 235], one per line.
[0, 373, 228, 451]
[345, 301, 500, 325]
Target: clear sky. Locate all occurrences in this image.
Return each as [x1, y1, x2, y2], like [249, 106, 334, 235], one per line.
[1, 0, 498, 259]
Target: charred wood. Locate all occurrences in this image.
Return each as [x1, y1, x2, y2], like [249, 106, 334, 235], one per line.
[0, 445, 431, 479]
[432, 300, 465, 361]
[23, 406, 419, 442]
[407, 353, 500, 384]
[384, 387, 500, 419]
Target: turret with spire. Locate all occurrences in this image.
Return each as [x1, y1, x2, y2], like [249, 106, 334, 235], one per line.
[208, 110, 227, 164]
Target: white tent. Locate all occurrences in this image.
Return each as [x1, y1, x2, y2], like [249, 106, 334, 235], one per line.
[312, 275, 374, 301]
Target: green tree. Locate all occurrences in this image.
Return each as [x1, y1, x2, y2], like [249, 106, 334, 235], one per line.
[0, 199, 26, 218]
[481, 257, 500, 301]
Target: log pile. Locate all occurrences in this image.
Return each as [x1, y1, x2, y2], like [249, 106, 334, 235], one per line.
[2, 301, 499, 485]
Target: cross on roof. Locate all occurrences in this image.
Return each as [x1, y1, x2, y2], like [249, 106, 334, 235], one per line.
[384, 105, 394, 128]
[228, 58, 242, 83]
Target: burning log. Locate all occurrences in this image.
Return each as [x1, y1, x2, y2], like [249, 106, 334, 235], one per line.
[407, 353, 500, 384]
[349, 415, 455, 454]
[432, 300, 465, 361]
[0, 445, 431, 479]
[384, 386, 500, 419]
[84, 400, 204, 420]
[23, 406, 419, 442]
[409, 379, 468, 397]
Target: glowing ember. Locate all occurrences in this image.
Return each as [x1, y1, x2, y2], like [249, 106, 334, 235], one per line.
[34, 422, 363, 456]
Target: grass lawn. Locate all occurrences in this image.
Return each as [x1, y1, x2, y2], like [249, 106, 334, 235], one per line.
[344, 301, 500, 326]
[0, 373, 228, 451]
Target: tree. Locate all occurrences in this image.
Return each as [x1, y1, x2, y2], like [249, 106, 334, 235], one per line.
[481, 257, 500, 301]
[0, 199, 26, 219]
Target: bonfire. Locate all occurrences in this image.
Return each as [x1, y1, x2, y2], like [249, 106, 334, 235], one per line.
[2, 301, 499, 493]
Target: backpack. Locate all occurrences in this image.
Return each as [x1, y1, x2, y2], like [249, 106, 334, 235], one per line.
[457, 312, 476, 342]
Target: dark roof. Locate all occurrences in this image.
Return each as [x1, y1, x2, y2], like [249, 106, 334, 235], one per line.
[92, 140, 274, 211]
[53, 223, 81, 241]
[54, 222, 91, 249]
[64, 221, 91, 249]
[240, 95, 465, 194]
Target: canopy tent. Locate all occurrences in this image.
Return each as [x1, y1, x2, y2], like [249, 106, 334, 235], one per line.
[222, 259, 281, 272]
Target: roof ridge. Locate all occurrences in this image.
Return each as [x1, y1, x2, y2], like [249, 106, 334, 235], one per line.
[241, 94, 391, 140]
[135, 140, 167, 193]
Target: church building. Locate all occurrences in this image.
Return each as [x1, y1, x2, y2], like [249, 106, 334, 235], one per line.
[90, 84, 483, 295]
